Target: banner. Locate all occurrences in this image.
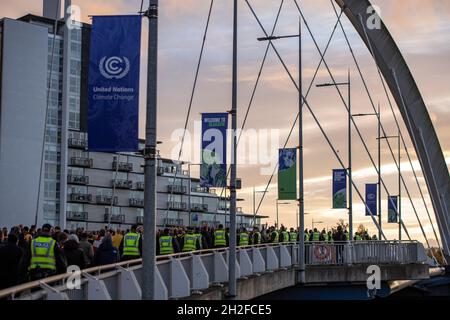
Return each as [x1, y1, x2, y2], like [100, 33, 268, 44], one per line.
[88, 15, 142, 152]
[332, 169, 347, 209]
[200, 113, 228, 188]
[388, 195, 398, 223]
[365, 184, 378, 216]
[278, 148, 297, 200]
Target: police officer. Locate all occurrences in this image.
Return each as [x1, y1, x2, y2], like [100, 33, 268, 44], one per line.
[213, 224, 227, 248]
[19, 224, 67, 281]
[252, 227, 262, 245]
[289, 228, 298, 242]
[354, 232, 362, 241]
[158, 228, 179, 255]
[312, 228, 321, 241]
[327, 231, 333, 243]
[280, 227, 289, 243]
[193, 227, 204, 250]
[119, 224, 142, 261]
[182, 229, 200, 252]
[269, 227, 279, 243]
[238, 228, 249, 246]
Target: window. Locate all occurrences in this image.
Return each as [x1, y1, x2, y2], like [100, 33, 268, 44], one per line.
[130, 191, 144, 200]
[68, 186, 87, 194]
[97, 188, 112, 197]
[106, 207, 121, 215]
[68, 167, 84, 176]
[67, 203, 84, 212]
[113, 171, 128, 180]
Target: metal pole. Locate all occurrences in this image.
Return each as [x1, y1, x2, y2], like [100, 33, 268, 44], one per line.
[276, 200, 279, 228]
[188, 164, 192, 227]
[378, 104, 382, 240]
[398, 132, 402, 241]
[109, 154, 120, 230]
[228, 0, 238, 298]
[253, 187, 255, 222]
[298, 16, 306, 284]
[348, 69, 353, 239]
[142, 0, 158, 300]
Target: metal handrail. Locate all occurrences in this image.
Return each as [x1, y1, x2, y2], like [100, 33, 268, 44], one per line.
[0, 240, 421, 299]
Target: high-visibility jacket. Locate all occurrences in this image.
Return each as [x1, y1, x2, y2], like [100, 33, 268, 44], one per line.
[159, 235, 174, 255]
[214, 230, 226, 247]
[305, 233, 310, 241]
[355, 234, 362, 241]
[323, 233, 329, 241]
[327, 234, 333, 243]
[194, 233, 203, 249]
[270, 231, 279, 243]
[183, 234, 197, 252]
[290, 232, 298, 242]
[123, 232, 141, 257]
[30, 237, 56, 271]
[312, 232, 321, 241]
[281, 231, 289, 243]
[345, 233, 350, 241]
[239, 232, 249, 246]
[253, 232, 261, 245]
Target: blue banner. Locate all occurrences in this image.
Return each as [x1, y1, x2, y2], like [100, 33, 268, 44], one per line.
[332, 169, 347, 209]
[365, 184, 378, 216]
[388, 195, 398, 223]
[200, 113, 228, 188]
[88, 15, 142, 152]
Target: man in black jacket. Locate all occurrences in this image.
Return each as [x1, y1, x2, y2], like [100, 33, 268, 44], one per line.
[0, 233, 23, 289]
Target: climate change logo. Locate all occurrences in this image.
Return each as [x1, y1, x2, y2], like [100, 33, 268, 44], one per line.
[99, 56, 130, 79]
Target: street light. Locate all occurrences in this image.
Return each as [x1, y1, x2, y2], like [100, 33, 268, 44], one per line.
[276, 200, 291, 229]
[252, 188, 269, 226]
[378, 132, 401, 240]
[316, 70, 352, 237]
[352, 103, 381, 239]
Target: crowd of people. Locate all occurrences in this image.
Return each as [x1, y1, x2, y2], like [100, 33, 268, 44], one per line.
[0, 222, 378, 290]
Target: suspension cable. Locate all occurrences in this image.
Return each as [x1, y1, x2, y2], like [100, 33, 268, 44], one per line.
[35, 0, 62, 226]
[165, 0, 214, 224]
[245, 0, 386, 239]
[291, 0, 413, 240]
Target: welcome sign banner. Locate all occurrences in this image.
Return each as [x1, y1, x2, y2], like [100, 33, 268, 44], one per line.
[332, 169, 347, 209]
[200, 113, 228, 188]
[388, 195, 398, 223]
[88, 15, 142, 152]
[365, 183, 378, 216]
[278, 148, 297, 200]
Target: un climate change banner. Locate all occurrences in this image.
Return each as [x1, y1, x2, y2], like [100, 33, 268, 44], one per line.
[332, 169, 347, 209]
[88, 15, 142, 152]
[365, 183, 378, 216]
[278, 148, 297, 200]
[200, 113, 228, 188]
[388, 195, 398, 223]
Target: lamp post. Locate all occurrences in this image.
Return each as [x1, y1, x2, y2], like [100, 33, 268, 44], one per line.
[378, 133, 401, 240]
[276, 200, 291, 229]
[352, 103, 381, 239]
[316, 70, 351, 237]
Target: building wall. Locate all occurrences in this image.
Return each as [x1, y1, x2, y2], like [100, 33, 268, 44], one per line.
[0, 19, 48, 227]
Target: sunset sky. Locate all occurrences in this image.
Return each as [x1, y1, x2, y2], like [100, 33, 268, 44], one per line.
[2, 0, 449, 245]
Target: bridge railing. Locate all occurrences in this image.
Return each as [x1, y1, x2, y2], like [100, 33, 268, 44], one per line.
[305, 241, 426, 265]
[0, 241, 426, 300]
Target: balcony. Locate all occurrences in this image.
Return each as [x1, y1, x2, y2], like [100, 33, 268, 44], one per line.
[67, 174, 89, 185]
[191, 186, 213, 194]
[136, 182, 145, 191]
[96, 195, 118, 205]
[190, 203, 208, 212]
[68, 193, 92, 203]
[70, 157, 93, 168]
[68, 138, 87, 149]
[112, 161, 133, 172]
[104, 214, 125, 224]
[163, 218, 183, 226]
[167, 185, 187, 194]
[137, 216, 144, 225]
[67, 211, 88, 221]
[112, 179, 133, 189]
[157, 166, 182, 176]
[167, 202, 187, 211]
[129, 198, 144, 208]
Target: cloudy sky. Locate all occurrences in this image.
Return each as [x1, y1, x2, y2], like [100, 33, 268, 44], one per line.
[2, 0, 449, 245]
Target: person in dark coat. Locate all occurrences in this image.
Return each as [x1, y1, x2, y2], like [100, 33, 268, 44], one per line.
[0, 233, 23, 289]
[63, 235, 88, 270]
[93, 235, 119, 266]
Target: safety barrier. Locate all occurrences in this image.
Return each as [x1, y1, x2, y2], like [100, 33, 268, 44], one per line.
[305, 241, 427, 265]
[0, 241, 427, 300]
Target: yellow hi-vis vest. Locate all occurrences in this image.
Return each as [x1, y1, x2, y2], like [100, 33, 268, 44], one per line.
[271, 231, 279, 243]
[312, 232, 321, 241]
[290, 232, 298, 242]
[183, 234, 197, 252]
[239, 232, 249, 246]
[30, 237, 56, 271]
[123, 232, 141, 257]
[355, 234, 362, 241]
[281, 231, 289, 242]
[194, 233, 203, 249]
[214, 230, 226, 247]
[254, 232, 261, 244]
[159, 235, 174, 254]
